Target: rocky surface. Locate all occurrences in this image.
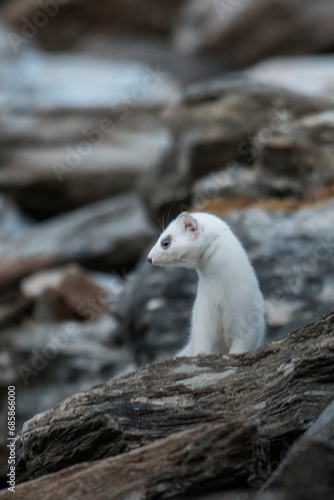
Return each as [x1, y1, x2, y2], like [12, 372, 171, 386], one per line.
[247, 55, 334, 100]
[264, 400, 334, 500]
[174, 0, 334, 67]
[5, 310, 334, 496]
[1, 2, 334, 496]
[0, 315, 134, 438]
[0, 27, 177, 218]
[2, 422, 259, 500]
[0, 193, 155, 290]
[1, 0, 186, 49]
[141, 81, 334, 219]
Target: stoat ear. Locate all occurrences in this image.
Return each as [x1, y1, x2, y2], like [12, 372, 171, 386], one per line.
[179, 212, 198, 233]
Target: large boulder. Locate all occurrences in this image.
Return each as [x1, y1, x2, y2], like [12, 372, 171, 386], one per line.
[0, 193, 155, 290]
[174, 0, 334, 68]
[0, 315, 134, 440]
[11, 309, 334, 491]
[0, 0, 186, 49]
[140, 81, 334, 218]
[247, 55, 334, 101]
[0, 29, 177, 217]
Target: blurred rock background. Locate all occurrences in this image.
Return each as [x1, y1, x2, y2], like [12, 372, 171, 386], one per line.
[0, 0, 334, 482]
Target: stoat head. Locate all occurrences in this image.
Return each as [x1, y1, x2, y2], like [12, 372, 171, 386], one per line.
[147, 212, 205, 269]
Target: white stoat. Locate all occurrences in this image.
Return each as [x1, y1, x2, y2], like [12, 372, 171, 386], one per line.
[147, 211, 265, 357]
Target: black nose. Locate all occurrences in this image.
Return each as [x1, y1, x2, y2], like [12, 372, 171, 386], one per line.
[147, 257, 152, 264]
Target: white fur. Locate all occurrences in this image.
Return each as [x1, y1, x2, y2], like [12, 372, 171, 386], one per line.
[147, 212, 265, 356]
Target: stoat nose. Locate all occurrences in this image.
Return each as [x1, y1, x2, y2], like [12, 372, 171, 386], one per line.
[147, 257, 152, 264]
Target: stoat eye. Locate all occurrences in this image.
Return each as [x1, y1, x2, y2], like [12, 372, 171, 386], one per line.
[161, 237, 171, 249]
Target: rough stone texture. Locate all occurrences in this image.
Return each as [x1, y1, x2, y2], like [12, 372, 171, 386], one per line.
[0, 127, 173, 219]
[0, 193, 155, 290]
[0, 315, 134, 440]
[264, 401, 334, 500]
[14, 309, 334, 483]
[118, 200, 334, 363]
[0, 421, 260, 499]
[0, 30, 176, 218]
[174, 0, 334, 67]
[141, 81, 334, 218]
[247, 55, 334, 100]
[21, 264, 111, 322]
[256, 110, 334, 195]
[1, 0, 186, 49]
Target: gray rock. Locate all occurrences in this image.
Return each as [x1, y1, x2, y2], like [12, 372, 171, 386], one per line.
[0, 193, 155, 290]
[0, 27, 176, 217]
[6, 421, 261, 500]
[0, 194, 30, 243]
[247, 55, 334, 101]
[264, 400, 334, 500]
[13, 309, 334, 484]
[0, 315, 135, 439]
[0, 127, 172, 218]
[141, 81, 333, 218]
[173, 0, 334, 68]
[1, 0, 187, 49]
[21, 264, 113, 322]
[256, 110, 334, 196]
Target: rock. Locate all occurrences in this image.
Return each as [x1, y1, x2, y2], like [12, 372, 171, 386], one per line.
[1, 0, 186, 49]
[0, 290, 32, 329]
[173, 0, 334, 68]
[141, 81, 334, 218]
[3, 421, 261, 500]
[119, 199, 334, 361]
[13, 309, 334, 483]
[0, 315, 135, 440]
[0, 194, 30, 243]
[0, 193, 155, 290]
[115, 263, 197, 364]
[247, 55, 334, 101]
[256, 110, 334, 197]
[264, 400, 334, 500]
[0, 127, 173, 219]
[21, 265, 112, 322]
[0, 28, 176, 217]
[0, 26, 177, 218]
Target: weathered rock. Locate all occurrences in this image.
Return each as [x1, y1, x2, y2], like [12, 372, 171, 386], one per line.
[174, 0, 334, 68]
[1, 0, 186, 49]
[0, 315, 134, 439]
[1, 421, 261, 499]
[0, 193, 155, 290]
[256, 110, 334, 196]
[0, 27, 176, 217]
[0, 290, 32, 329]
[264, 400, 334, 500]
[14, 309, 334, 483]
[141, 81, 334, 218]
[115, 263, 197, 364]
[0, 127, 173, 218]
[119, 199, 334, 362]
[247, 55, 334, 101]
[21, 264, 111, 322]
[0, 194, 30, 242]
